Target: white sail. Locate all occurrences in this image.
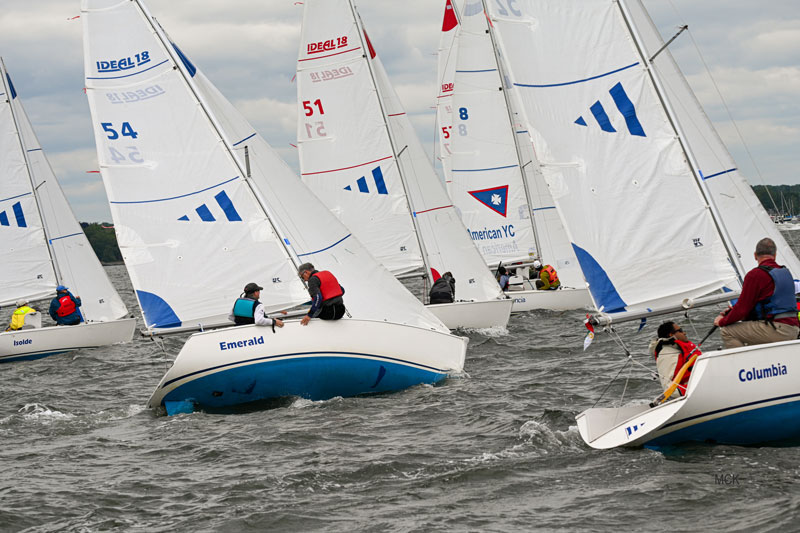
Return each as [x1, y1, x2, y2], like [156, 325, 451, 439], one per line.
[1, 59, 128, 321]
[623, 0, 800, 276]
[82, 0, 449, 334]
[487, 0, 740, 314]
[435, 0, 465, 193]
[297, 0, 504, 303]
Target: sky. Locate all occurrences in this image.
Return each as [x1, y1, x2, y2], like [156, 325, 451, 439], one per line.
[2, 0, 798, 221]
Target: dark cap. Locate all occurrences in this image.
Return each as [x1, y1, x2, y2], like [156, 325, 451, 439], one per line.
[243, 282, 263, 294]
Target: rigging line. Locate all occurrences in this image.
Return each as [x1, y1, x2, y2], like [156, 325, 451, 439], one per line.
[591, 356, 632, 409]
[663, 0, 779, 212]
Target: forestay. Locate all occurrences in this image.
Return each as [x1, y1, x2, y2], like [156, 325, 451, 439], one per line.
[623, 0, 800, 276]
[0, 59, 128, 321]
[82, 0, 449, 334]
[487, 0, 739, 313]
[298, 0, 504, 303]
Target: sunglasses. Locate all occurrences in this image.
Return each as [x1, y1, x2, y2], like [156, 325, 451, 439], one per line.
[673, 328, 684, 334]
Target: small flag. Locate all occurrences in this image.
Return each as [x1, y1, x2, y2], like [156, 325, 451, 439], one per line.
[583, 314, 595, 351]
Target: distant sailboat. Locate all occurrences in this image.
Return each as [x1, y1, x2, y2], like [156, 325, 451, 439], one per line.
[295, 0, 513, 330]
[437, 0, 592, 312]
[81, 0, 467, 415]
[485, 0, 800, 447]
[0, 58, 135, 363]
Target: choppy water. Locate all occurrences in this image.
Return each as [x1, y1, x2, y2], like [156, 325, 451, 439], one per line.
[3, 233, 800, 532]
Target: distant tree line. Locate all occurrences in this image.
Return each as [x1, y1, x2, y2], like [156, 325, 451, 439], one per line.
[80, 222, 122, 264]
[752, 185, 800, 217]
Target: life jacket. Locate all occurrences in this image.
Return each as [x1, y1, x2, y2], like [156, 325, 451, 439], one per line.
[755, 265, 797, 321]
[9, 306, 35, 330]
[673, 338, 700, 392]
[56, 294, 77, 317]
[312, 271, 343, 302]
[232, 298, 259, 325]
[541, 265, 559, 288]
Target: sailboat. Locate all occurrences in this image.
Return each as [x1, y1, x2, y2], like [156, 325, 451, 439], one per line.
[436, 0, 592, 312]
[81, 0, 467, 415]
[295, 0, 513, 330]
[484, 0, 800, 447]
[0, 58, 135, 363]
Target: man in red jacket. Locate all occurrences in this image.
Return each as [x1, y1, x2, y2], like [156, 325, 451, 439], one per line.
[714, 237, 800, 348]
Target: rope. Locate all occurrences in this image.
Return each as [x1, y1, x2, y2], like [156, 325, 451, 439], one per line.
[150, 335, 170, 374]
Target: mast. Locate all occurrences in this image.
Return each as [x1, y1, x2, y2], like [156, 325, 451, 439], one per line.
[615, 0, 746, 282]
[132, 0, 303, 270]
[348, 0, 435, 286]
[0, 57, 63, 284]
[480, 0, 542, 258]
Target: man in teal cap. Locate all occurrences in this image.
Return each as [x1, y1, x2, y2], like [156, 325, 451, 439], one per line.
[49, 285, 83, 326]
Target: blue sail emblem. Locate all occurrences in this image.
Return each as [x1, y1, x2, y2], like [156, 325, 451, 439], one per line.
[468, 185, 508, 217]
[575, 82, 646, 137]
[343, 166, 388, 195]
[177, 190, 241, 222]
[0, 201, 27, 227]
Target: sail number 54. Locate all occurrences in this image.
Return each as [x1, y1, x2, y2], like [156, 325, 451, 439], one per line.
[101, 122, 139, 139]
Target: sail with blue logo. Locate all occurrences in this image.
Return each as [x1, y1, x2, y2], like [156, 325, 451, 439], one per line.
[0, 57, 128, 321]
[82, 0, 451, 334]
[296, 0, 505, 305]
[485, 0, 741, 313]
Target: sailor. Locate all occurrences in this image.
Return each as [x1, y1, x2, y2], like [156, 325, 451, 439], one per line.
[714, 237, 800, 348]
[6, 299, 37, 331]
[429, 271, 456, 304]
[649, 321, 701, 396]
[297, 262, 346, 325]
[49, 285, 83, 326]
[532, 260, 560, 290]
[497, 266, 510, 291]
[228, 282, 284, 329]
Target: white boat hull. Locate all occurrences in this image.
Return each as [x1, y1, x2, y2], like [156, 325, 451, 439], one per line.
[0, 318, 137, 363]
[506, 286, 592, 312]
[147, 318, 468, 415]
[427, 299, 513, 329]
[576, 339, 800, 449]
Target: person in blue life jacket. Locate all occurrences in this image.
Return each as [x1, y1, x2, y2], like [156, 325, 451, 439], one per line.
[49, 285, 83, 326]
[497, 266, 510, 291]
[228, 282, 285, 330]
[297, 262, 346, 326]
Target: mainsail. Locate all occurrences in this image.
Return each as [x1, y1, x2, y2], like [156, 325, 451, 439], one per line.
[435, 0, 465, 193]
[81, 0, 450, 334]
[296, 0, 504, 303]
[0, 58, 128, 321]
[487, 0, 743, 314]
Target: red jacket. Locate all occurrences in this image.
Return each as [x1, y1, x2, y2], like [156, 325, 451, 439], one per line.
[719, 258, 800, 328]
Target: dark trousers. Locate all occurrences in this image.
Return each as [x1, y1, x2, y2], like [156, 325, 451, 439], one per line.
[318, 303, 346, 320]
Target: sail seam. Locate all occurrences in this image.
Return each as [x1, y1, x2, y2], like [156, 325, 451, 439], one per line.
[49, 232, 83, 244]
[0, 192, 32, 204]
[298, 47, 361, 62]
[301, 155, 392, 176]
[297, 234, 352, 257]
[514, 62, 640, 88]
[109, 176, 239, 204]
[452, 164, 517, 172]
[86, 59, 169, 80]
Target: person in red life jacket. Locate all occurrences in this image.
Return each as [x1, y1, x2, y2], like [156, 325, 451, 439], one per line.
[48, 285, 82, 326]
[297, 262, 345, 326]
[228, 282, 284, 330]
[713, 237, 800, 348]
[649, 321, 701, 396]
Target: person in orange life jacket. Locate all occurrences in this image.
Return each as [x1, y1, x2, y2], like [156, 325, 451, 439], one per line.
[297, 262, 345, 326]
[429, 271, 455, 304]
[48, 285, 82, 326]
[497, 266, 510, 291]
[648, 321, 701, 396]
[713, 237, 800, 349]
[532, 260, 560, 290]
[228, 282, 285, 330]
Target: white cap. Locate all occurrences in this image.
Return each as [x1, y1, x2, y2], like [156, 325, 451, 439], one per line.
[15, 299, 28, 307]
[533, 260, 542, 269]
